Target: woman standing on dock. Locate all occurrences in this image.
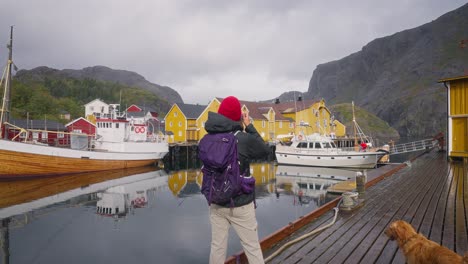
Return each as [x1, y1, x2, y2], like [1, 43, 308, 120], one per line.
[204, 96, 271, 264]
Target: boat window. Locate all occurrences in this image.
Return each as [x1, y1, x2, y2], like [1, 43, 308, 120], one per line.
[314, 142, 321, 149]
[323, 142, 332, 148]
[116, 123, 119, 129]
[308, 143, 314, 148]
[331, 142, 336, 148]
[297, 142, 308, 148]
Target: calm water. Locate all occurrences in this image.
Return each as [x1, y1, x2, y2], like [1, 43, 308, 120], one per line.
[0, 162, 349, 264]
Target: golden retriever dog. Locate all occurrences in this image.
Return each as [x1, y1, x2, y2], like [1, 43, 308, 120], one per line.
[385, 220, 468, 264]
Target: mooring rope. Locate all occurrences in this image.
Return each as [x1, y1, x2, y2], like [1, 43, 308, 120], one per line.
[265, 204, 340, 262]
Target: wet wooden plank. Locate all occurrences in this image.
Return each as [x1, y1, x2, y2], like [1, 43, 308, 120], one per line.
[429, 164, 453, 244]
[442, 163, 457, 251]
[300, 164, 425, 263]
[354, 155, 447, 263]
[455, 163, 468, 253]
[298, 169, 410, 263]
[339, 155, 438, 264]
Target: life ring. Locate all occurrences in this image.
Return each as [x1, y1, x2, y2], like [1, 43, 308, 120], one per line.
[135, 127, 146, 133]
[298, 135, 303, 140]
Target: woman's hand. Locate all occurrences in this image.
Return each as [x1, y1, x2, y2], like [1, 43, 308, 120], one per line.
[242, 112, 250, 127]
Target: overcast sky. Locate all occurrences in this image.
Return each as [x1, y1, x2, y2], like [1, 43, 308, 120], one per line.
[0, 1, 466, 104]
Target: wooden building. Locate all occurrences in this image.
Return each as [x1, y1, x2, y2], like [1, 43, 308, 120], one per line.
[439, 75, 468, 158]
[5, 119, 70, 146]
[164, 103, 207, 143]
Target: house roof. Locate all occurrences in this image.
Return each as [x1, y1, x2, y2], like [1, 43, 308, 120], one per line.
[84, 98, 107, 106]
[9, 119, 67, 131]
[65, 117, 96, 127]
[178, 103, 207, 119]
[438, 75, 468, 83]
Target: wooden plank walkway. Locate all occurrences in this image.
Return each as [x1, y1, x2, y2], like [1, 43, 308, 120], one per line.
[226, 150, 468, 263]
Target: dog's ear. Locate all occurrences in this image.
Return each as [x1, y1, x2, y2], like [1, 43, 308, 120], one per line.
[385, 222, 397, 240]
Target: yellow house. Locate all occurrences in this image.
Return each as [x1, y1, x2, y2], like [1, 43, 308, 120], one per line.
[164, 103, 207, 143]
[241, 101, 275, 142]
[273, 98, 337, 137]
[439, 75, 468, 158]
[197, 98, 294, 142]
[168, 96, 342, 143]
[332, 119, 346, 138]
[197, 98, 222, 140]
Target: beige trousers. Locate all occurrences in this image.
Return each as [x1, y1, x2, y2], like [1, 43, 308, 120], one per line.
[209, 202, 264, 264]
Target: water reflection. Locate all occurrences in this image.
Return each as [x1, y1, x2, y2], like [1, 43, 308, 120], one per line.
[275, 165, 357, 207]
[0, 163, 360, 264]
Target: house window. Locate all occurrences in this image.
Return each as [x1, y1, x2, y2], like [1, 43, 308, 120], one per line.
[324, 119, 327, 128]
[289, 122, 294, 128]
[73, 129, 82, 133]
[279, 121, 283, 128]
[58, 132, 64, 138]
[33, 132, 39, 139]
[174, 112, 178, 117]
[179, 121, 182, 127]
[202, 122, 205, 128]
[262, 120, 265, 128]
[116, 123, 119, 128]
[178, 131, 182, 137]
[170, 121, 173, 127]
[41, 131, 48, 139]
[90, 106, 94, 111]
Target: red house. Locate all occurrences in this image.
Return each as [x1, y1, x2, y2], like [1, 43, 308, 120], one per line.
[5, 119, 71, 146]
[65, 117, 96, 135]
[126, 104, 143, 113]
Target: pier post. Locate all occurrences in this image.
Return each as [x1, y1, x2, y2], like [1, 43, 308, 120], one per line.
[355, 170, 366, 201]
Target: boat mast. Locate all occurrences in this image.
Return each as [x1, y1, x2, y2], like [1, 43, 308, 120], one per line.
[0, 26, 13, 139]
[352, 101, 358, 149]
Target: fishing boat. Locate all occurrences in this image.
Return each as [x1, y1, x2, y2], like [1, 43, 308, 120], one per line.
[0, 28, 169, 178]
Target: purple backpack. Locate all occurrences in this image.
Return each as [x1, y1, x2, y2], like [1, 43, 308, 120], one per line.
[199, 131, 255, 206]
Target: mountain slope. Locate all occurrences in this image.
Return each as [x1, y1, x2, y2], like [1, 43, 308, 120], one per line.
[304, 4, 468, 137]
[15, 66, 183, 105]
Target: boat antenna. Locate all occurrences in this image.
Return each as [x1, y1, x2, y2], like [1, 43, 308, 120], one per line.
[0, 26, 13, 139]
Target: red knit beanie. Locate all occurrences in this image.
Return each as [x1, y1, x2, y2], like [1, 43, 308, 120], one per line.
[218, 96, 241, 121]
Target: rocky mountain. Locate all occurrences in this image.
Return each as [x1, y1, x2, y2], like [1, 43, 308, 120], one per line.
[15, 66, 184, 105]
[300, 3, 468, 138]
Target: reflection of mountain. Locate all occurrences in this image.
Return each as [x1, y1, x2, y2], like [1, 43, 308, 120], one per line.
[0, 166, 167, 220]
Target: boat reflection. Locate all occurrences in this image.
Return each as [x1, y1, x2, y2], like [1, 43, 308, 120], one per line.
[274, 165, 359, 206]
[0, 166, 168, 220]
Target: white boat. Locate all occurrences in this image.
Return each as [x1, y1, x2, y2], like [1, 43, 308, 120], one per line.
[0, 28, 168, 178]
[275, 133, 388, 169]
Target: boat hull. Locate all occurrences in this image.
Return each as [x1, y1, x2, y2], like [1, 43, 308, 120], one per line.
[275, 148, 385, 169]
[0, 139, 168, 178]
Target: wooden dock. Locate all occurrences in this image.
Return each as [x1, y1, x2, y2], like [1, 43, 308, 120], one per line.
[226, 150, 468, 263]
